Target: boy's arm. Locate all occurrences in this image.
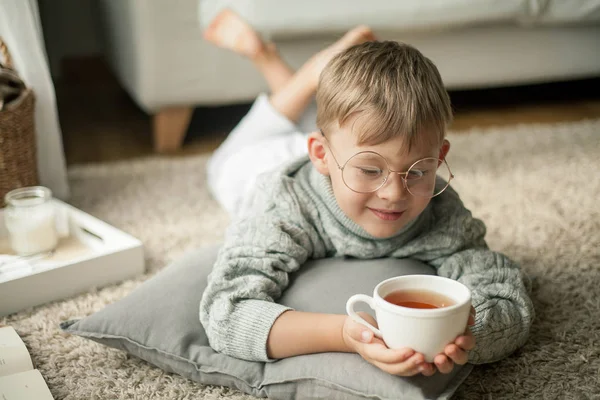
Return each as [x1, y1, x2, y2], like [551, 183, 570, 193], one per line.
[200, 213, 334, 361]
[267, 312, 350, 358]
[424, 190, 534, 364]
[435, 247, 534, 364]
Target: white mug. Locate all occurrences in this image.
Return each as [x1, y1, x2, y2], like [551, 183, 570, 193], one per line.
[346, 275, 471, 363]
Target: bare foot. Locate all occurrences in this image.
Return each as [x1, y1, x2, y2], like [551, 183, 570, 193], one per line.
[203, 9, 264, 58]
[307, 26, 376, 85]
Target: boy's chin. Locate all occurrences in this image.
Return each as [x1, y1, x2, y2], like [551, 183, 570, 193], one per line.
[362, 223, 408, 239]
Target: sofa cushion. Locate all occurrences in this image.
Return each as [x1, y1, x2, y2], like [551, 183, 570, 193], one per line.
[198, 0, 600, 38]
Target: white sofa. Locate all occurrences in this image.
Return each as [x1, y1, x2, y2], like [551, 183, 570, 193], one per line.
[97, 0, 600, 152]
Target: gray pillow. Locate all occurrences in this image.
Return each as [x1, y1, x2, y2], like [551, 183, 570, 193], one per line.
[60, 245, 472, 400]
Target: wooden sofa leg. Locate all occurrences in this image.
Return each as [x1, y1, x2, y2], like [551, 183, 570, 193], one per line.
[152, 107, 193, 153]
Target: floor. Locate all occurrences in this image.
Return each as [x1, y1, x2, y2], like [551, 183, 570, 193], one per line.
[56, 58, 600, 166]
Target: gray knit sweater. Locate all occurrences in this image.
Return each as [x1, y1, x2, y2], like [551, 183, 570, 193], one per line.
[200, 157, 534, 364]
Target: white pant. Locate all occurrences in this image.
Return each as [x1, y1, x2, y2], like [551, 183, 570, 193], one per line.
[207, 94, 316, 216]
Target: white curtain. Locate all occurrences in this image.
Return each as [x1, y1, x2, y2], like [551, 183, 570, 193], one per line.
[0, 0, 70, 200]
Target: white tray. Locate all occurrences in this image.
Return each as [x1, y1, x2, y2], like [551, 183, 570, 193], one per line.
[0, 199, 144, 317]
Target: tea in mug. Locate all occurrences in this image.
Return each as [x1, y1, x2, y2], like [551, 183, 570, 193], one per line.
[384, 289, 455, 309]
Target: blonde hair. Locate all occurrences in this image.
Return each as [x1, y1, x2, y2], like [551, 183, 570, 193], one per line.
[316, 41, 452, 149]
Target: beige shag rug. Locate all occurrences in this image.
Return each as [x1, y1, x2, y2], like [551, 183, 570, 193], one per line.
[2, 119, 599, 399]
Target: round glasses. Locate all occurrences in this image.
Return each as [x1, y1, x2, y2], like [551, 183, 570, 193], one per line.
[325, 142, 454, 198]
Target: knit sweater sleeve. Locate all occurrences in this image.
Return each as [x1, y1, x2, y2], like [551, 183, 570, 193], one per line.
[422, 188, 535, 364]
[436, 247, 534, 364]
[199, 175, 323, 362]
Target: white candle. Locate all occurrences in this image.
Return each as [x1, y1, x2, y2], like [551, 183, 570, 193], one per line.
[4, 187, 58, 256]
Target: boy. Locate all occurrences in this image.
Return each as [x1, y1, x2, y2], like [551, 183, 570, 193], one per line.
[201, 10, 534, 377]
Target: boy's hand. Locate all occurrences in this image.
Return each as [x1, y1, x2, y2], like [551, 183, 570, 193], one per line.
[342, 313, 436, 377]
[433, 306, 477, 374]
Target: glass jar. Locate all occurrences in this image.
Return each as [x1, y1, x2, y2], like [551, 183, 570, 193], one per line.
[4, 186, 58, 256]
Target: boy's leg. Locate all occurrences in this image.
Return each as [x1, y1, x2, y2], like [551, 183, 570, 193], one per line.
[209, 130, 309, 216]
[253, 43, 295, 94]
[204, 9, 294, 93]
[204, 9, 376, 124]
[205, 19, 375, 214]
[206, 94, 308, 216]
[208, 25, 376, 170]
[269, 26, 376, 125]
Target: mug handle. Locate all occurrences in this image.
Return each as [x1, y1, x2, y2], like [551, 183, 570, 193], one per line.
[346, 294, 382, 338]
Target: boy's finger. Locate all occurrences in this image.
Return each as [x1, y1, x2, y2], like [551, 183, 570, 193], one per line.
[360, 330, 373, 343]
[370, 359, 420, 377]
[362, 343, 415, 364]
[468, 306, 476, 325]
[444, 344, 469, 365]
[405, 352, 426, 367]
[346, 313, 378, 343]
[372, 352, 435, 376]
[402, 359, 435, 377]
[380, 356, 431, 377]
[419, 364, 437, 376]
[346, 323, 377, 344]
[390, 352, 428, 374]
[434, 354, 454, 374]
[455, 333, 476, 351]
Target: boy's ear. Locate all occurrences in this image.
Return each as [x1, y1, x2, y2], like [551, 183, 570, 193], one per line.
[307, 131, 330, 175]
[439, 139, 451, 160]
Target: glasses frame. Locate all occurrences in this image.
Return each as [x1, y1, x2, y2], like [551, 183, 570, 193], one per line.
[320, 130, 454, 198]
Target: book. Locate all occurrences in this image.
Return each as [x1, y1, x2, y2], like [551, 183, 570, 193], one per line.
[0, 326, 55, 399]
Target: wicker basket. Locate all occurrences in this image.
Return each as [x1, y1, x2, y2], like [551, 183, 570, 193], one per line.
[0, 36, 38, 208]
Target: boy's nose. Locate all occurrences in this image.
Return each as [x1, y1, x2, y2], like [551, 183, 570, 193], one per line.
[376, 173, 409, 202]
